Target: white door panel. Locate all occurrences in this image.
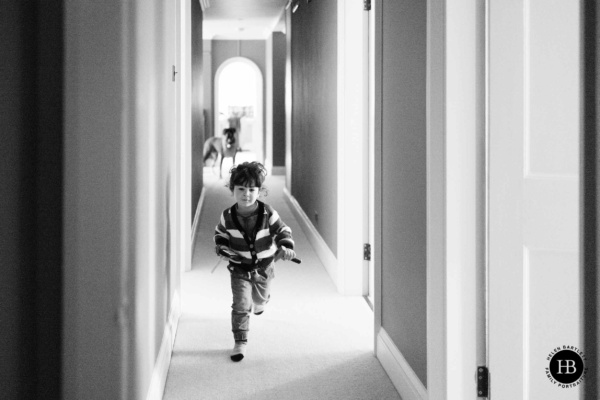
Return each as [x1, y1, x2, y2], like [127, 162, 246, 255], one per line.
[489, 0, 581, 399]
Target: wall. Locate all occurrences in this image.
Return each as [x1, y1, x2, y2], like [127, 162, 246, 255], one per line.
[203, 40, 213, 138]
[191, 1, 204, 221]
[128, 1, 182, 397]
[272, 32, 287, 167]
[291, 0, 338, 254]
[380, 0, 427, 387]
[1, 2, 63, 399]
[210, 40, 266, 140]
[267, 34, 273, 169]
[63, 0, 127, 398]
[63, 0, 181, 398]
[285, 8, 293, 189]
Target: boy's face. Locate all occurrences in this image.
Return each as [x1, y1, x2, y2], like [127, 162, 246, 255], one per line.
[233, 184, 260, 210]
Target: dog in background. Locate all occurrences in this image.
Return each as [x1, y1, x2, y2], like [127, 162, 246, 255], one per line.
[203, 128, 238, 178]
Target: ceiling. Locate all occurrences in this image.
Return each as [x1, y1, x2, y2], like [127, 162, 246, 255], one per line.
[202, 0, 289, 40]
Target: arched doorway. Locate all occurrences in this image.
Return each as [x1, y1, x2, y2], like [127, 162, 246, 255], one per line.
[214, 57, 264, 164]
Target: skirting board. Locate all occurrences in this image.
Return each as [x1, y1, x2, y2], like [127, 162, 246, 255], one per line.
[190, 186, 206, 270]
[146, 292, 181, 400]
[283, 187, 338, 288]
[377, 328, 428, 400]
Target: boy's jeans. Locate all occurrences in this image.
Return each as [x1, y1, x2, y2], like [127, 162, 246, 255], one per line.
[229, 263, 275, 341]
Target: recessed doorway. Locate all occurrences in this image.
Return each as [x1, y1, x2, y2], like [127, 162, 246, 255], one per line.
[214, 57, 264, 166]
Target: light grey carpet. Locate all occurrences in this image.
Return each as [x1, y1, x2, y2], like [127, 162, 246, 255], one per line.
[163, 171, 402, 400]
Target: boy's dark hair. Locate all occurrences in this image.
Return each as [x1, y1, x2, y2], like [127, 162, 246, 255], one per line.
[228, 162, 268, 193]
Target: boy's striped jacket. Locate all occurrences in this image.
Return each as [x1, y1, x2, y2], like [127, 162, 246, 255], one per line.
[214, 200, 294, 271]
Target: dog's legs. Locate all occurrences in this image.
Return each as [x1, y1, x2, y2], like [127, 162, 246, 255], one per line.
[209, 151, 217, 176]
[203, 139, 221, 176]
[203, 142, 214, 165]
[219, 153, 224, 179]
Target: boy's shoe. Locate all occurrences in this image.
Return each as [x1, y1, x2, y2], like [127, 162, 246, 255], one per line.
[253, 303, 265, 315]
[230, 341, 247, 362]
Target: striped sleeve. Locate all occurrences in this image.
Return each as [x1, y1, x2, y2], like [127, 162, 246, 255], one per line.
[267, 207, 294, 250]
[214, 210, 243, 263]
[214, 212, 230, 248]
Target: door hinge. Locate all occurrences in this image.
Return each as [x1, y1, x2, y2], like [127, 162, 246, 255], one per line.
[364, 0, 371, 11]
[477, 366, 489, 398]
[363, 243, 371, 261]
[172, 65, 178, 82]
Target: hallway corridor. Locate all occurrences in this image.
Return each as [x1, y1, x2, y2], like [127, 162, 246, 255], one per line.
[163, 173, 401, 400]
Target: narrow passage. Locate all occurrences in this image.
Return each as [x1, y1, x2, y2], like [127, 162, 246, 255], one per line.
[163, 173, 401, 400]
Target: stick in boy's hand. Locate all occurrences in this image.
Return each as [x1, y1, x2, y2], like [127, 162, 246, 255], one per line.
[274, 246, 302, 264]
[217, 247, 301, 264]
[212, 246, 242, 273]
[216, 246, 241, 261]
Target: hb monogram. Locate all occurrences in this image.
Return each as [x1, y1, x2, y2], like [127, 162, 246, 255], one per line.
[555, 359, 577, 374]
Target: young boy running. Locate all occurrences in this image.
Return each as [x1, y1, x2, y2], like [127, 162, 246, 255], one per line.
[214, 162, 296, 362]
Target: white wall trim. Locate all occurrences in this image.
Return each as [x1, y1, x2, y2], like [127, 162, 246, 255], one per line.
[145, 292, 182, 400]
[189, 186, 206, 270]
[377, 328, 428, 400]
[283, 187, 338, 286]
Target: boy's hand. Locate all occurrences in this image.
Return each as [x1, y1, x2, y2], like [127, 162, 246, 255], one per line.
[274, 246, 296, 262]
[216, 246, 242, 262]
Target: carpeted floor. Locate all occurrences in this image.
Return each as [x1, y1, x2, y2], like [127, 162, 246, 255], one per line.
[162, 171, 402, 400]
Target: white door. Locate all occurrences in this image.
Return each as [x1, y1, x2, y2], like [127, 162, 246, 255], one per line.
[488, 1, 582, 399]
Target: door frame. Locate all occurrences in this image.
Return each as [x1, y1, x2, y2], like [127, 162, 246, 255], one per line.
[368, 2, 485, 398]
[426, 0, 486, 398]
[336, 0, 370, 296]
[213, 57, 265, 163]
[180, 0, 192, 273]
